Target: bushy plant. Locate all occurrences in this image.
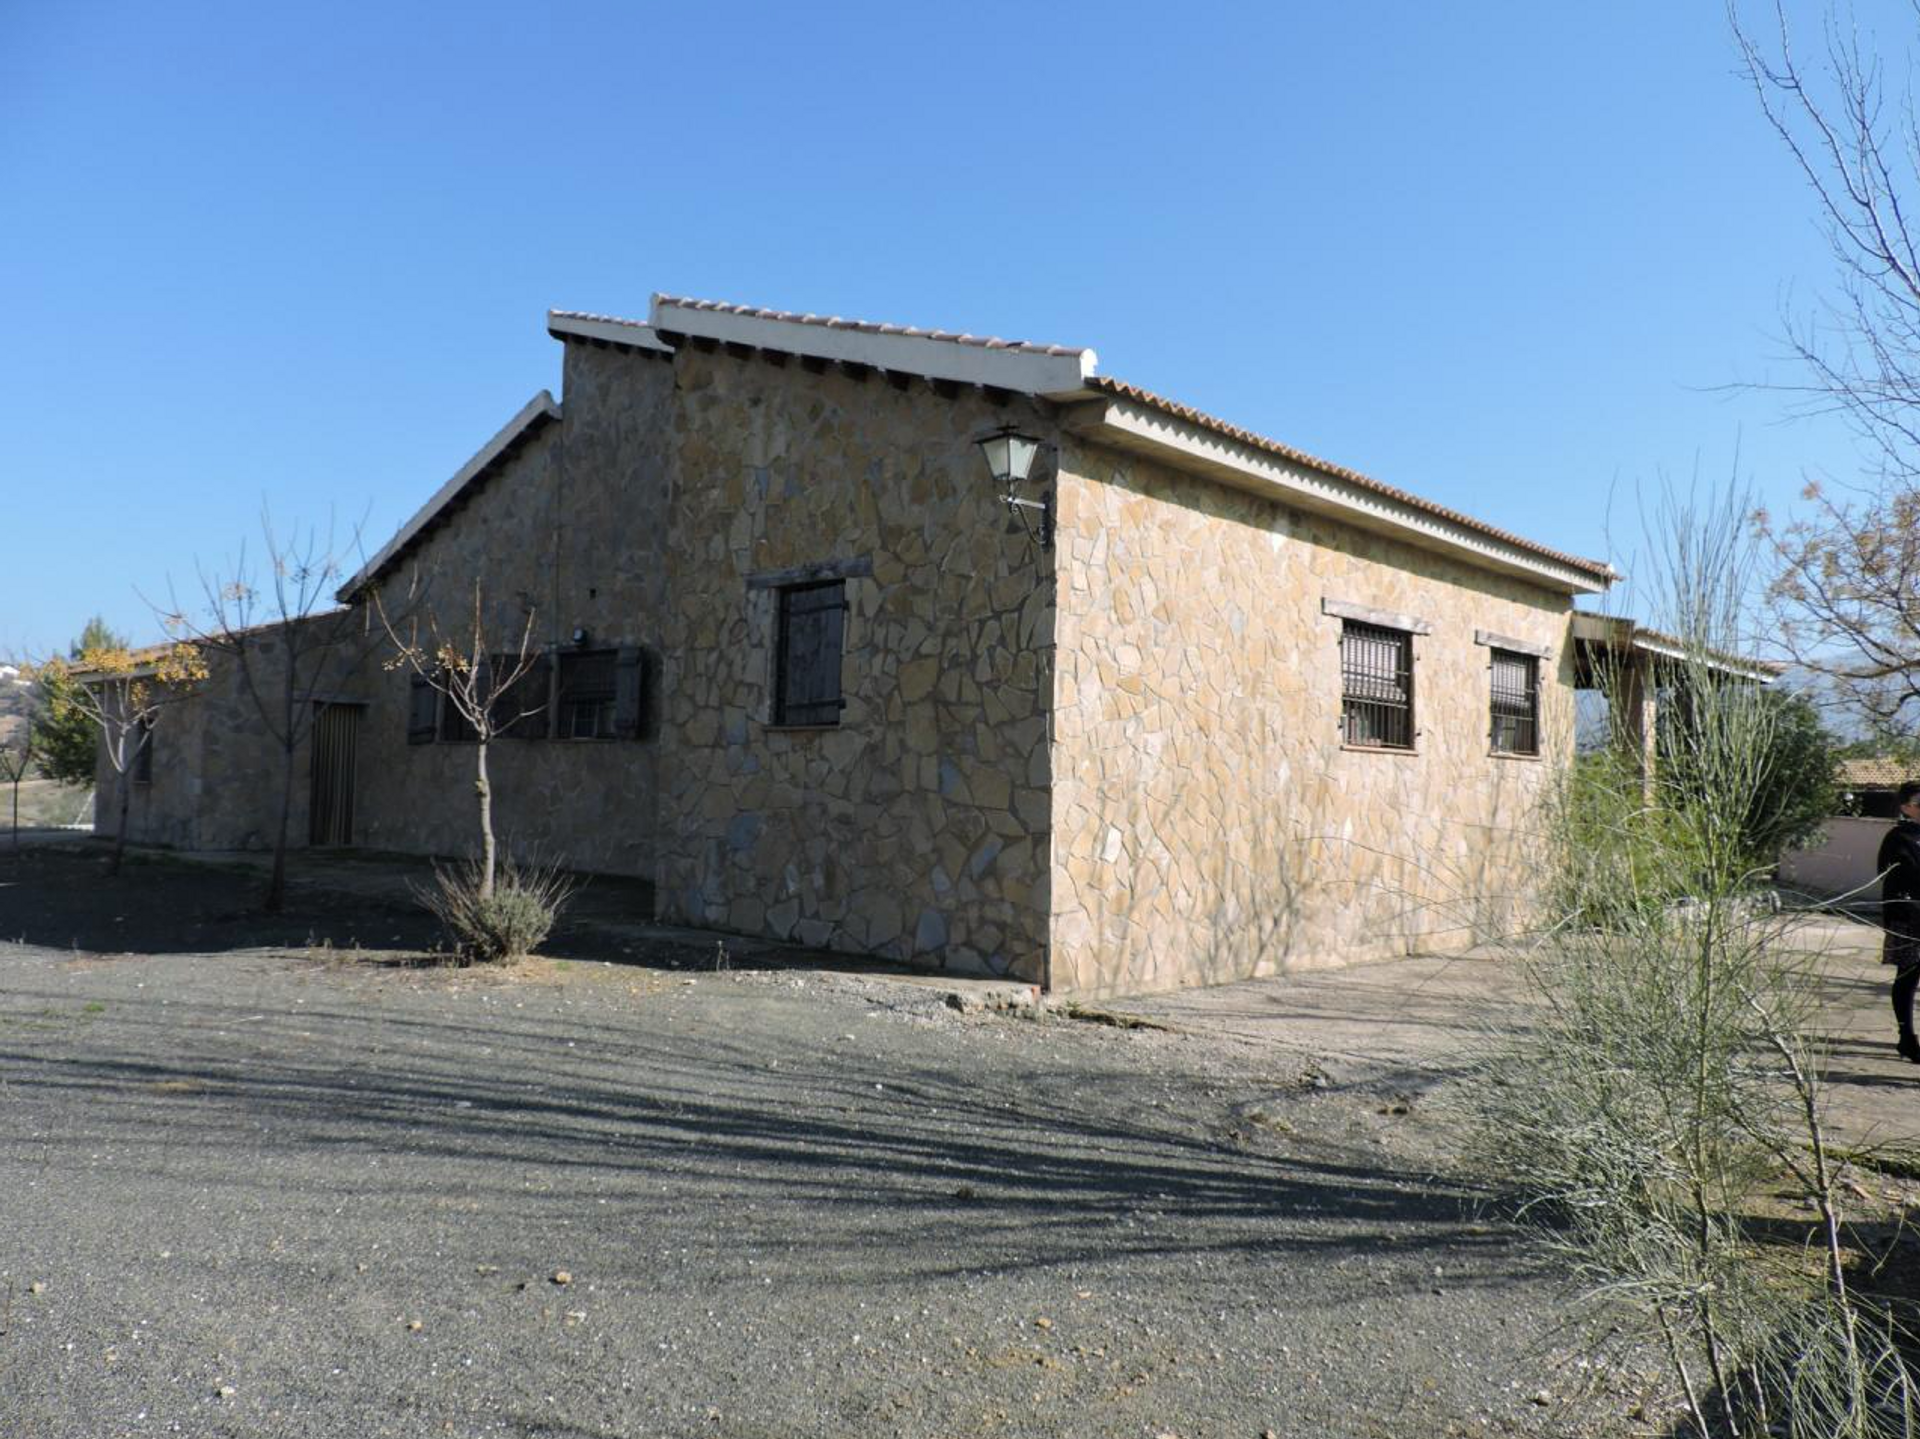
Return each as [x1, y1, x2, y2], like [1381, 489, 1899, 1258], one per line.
[417, 855, 575, 965]
[1467, 488, 1917, 1438]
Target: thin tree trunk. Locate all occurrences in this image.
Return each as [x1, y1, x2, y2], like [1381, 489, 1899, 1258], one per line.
[476, 739, 495, 900]
[10, 775, 19, 846]
[267, 735, 295, 913]
[110, 768, 130, 876]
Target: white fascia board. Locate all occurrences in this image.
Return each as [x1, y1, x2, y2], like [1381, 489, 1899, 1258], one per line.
[338, 390, 560, 601]
[1629, 632, 1779, 684]
[649, 297, 1097, 395]
[1065, 396, 1611, 596]
[1570, 614, 1776, 682]
[547, 312, 674, 354]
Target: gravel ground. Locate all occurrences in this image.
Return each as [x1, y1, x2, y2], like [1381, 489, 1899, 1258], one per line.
[0, 848, 1637, 1439]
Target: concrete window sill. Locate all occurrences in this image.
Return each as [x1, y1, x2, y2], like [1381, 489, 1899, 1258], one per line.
[1339, 743, 1420, 757]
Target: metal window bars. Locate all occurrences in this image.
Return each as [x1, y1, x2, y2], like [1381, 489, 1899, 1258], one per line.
[1340, 621, 1414, 749]
[1489, 649, 1539, 754]
[558, 650, 617, 739]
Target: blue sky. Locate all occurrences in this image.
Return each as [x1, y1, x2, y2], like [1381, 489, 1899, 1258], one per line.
[1, 1, 1904, 655]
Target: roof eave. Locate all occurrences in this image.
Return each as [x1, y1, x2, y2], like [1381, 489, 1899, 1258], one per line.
[337, 391, 561, 602]
[1062, 395, 1615, 597]
[648, 295, 1098, 395]
[547, 312, 674, 354]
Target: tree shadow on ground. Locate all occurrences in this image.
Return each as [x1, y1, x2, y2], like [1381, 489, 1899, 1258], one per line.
[0, 968, 1543, 1293]
[0, 845, 880, 978]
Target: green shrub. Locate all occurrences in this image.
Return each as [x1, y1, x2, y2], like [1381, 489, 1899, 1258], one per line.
[417, 856, 574, 965]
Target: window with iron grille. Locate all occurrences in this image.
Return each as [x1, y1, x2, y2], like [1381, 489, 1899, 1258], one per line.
[1340, 620, 1415, 749]
[490, 653, 551, 739]
[557, 650, 617, 739]
[1490, 649, 1540, 755]
[775, 580, 846, 726]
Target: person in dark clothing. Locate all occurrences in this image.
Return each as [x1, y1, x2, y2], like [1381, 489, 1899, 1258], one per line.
[1879, 780, 1920, 1063]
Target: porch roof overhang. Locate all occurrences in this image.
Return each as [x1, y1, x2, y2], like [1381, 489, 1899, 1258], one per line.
[1569, 613, 1782, 684]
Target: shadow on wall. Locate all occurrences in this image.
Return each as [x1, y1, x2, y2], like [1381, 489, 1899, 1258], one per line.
[1177, 756, 1545, 992]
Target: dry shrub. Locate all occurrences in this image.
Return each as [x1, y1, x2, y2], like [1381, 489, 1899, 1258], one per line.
[416, 856, 575, 965]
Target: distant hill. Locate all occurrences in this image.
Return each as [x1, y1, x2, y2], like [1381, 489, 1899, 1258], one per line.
[0, 669, 30, 751]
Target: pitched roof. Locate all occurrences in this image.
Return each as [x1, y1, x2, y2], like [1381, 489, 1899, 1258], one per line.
[338, 391, 560, 600]
[1083, 376, 1615, 587]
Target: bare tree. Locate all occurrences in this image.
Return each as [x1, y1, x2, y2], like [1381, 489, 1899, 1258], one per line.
[160, 510, 379, 913]
[29, 641, 207, 875]
[1734, 4, 1920, 734]
[0, 712, 34, 846]
[372, 576, 544, 900]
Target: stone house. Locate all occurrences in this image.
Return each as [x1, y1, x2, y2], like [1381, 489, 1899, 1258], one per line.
[103, 294, 1641, 996]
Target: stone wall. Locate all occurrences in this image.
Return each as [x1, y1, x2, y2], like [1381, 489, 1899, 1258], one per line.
[352, 346, 675, 877]
[93, 622, 364, 852]
[1047, 444, 1574, 997]
[99, 322, 1593, 1001]
[651, 349, 1057, 980]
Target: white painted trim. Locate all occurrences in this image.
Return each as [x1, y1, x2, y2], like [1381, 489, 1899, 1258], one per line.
[338, 391, 560, 600]
[1628, 632, 1779, 684]
[1065, 396, 1611, 596]
[547, 312, 674, 354]
[649, 296, 1097, 395]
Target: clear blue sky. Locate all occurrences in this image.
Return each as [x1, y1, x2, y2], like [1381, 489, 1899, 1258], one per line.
[2, 0, 1902, 655]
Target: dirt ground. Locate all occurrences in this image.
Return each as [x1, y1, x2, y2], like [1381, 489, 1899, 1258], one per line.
[2, 842, 1916, 1439]
[0, 842, 1648, 1439]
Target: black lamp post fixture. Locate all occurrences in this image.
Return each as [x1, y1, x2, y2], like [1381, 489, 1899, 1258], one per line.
[976, 424, 1053, 550]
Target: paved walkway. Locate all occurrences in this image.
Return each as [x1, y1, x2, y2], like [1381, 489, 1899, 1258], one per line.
[1121, 920, 1920, 1156]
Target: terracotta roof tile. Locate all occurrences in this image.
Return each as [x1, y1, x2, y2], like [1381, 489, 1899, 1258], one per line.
[651, 294, 1090, 359]
[549, 310, 655, 331]
[1086, 375, 1615, 583]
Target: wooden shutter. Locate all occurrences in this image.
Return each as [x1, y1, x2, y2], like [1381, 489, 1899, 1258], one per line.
[777, 582, 846, 726]
[613, 646, 644, 739]
[406, 674, 437, 745]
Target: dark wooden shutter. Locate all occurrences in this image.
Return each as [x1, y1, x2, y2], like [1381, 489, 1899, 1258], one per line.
[777, 582, 846, 726]
[406, 674, 437, 745]
[613, 647, 644, 739]
[495, 654, 551, 739]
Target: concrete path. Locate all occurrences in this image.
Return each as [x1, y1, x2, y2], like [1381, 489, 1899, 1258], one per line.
[1118, 922, 1920, 1157]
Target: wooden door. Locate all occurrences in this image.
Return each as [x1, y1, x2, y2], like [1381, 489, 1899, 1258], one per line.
[308, 703, 360, 847]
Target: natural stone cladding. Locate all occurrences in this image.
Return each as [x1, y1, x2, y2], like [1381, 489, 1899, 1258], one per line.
[650, 350, 1057, 982]
[352, 345, 676, 874]
[101, 305, 1595, 998]
[1048, 443, 1571, 998]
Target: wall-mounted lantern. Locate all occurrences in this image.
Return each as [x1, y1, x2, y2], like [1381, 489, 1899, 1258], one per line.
[976, 424, 1053, 550]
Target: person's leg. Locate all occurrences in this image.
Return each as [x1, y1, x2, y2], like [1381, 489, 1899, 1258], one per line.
[1895, 962, 1920, 1060]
